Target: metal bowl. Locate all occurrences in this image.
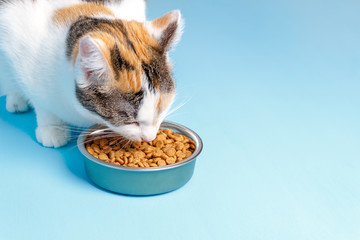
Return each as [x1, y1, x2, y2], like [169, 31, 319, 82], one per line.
[77, 121, 203, 195]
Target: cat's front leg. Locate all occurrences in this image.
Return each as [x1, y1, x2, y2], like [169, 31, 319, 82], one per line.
[6, 93, 29, 113]
[34, 107, 70, 148]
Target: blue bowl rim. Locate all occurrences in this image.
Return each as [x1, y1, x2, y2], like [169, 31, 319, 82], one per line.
[77, 121, 203, 172]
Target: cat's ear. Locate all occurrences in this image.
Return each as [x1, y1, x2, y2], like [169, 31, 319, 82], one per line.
[77, 36, 111, 87]
[145, 10, 184, 52]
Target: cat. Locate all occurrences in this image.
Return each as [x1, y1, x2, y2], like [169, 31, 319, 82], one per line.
[0, 0, 183, 147]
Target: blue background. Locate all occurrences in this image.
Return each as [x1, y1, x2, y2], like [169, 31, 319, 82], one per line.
[1, 0, 360, 239]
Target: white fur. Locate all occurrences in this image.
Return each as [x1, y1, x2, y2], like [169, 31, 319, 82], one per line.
[106, 0, 146, 22]
[108, 74, 174, 142]
[0, 0, 147, 147]
[77, 36, 111, 87]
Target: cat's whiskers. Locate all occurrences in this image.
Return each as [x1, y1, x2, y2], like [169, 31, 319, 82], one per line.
[47, 125, 122, 151]
[165, 97, 192, 118]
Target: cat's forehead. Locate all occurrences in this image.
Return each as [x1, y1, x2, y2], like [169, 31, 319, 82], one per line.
[95, 21, 158, 93]
[68, 17, 173, 94]
[97, 20, 158, 64]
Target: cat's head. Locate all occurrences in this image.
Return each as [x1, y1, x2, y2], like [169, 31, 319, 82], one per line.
[71, 11, 183, 141]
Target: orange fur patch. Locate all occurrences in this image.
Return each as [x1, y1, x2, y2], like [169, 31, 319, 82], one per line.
[71, 31, 115, 66]
[68, 14, 161, 93]
[156, 96, 162, 111]
[102, 21, 159, 65]
[154, 92, 174, 126]
[52, 3, 114, 26]
[115, 68, 142, 93]
[96, 21, 158, 93]
[157, 93, 174, 112]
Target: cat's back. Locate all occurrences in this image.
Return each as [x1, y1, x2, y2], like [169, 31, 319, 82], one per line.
[0, 0, 146, 68]
[0, 0, 79, 51]
[0, 0, 146, 28]
[0, 0, 146, 53]
[0, 0, 80, 23]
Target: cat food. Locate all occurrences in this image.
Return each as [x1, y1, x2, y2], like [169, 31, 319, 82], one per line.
[85, 128, 196, 167]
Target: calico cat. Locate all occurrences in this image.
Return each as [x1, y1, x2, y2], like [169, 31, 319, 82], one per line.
[0, 0, 183, 147]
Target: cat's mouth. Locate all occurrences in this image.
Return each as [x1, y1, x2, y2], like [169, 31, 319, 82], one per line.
[103, 122, 158, 143]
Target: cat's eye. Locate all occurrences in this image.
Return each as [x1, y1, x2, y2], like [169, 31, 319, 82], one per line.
[124, 121, 140, 126]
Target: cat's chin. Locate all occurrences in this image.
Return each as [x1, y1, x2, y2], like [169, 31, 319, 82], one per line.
[120, 134, 142, 142]
[106, 124, 143, 142]
[107, 124, 158, 143]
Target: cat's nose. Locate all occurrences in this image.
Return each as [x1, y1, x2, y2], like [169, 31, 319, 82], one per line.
[140, 128, 157, 142]
[141, 134, 156, 142]
[141, 136, 154, 142]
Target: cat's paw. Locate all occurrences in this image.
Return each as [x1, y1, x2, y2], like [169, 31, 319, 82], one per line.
[35, 125, 70, 148]
[6, 94, 29, 113]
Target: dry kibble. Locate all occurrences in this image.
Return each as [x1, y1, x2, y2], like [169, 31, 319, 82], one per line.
[98, 153, 109, 161]
[170, 134, 183, 142]
[156, 134, 167, 141]
[86, 144, 95, 155]
[133, 151, 145, 159]
[177, 134, 184, 142]
[115, 150, 124, 158]
[164, 148, 176, 157]
[86, 128, 195, 168]
[109, 139, 118, 146]
[175, 142, 184, 151]
[112, 144, 121, 151]
[165, 139, 174, 144]
[102, 146, 112, 154]
[166, 157, 176, 165]
[185, 150, 193, 158]
[144, 146, 154, 154]
[91, 144, 101, 154]
[115, 159, 125, 165]
[153, 149, 163, 157]
[154, 158, 162, 164]
[155, 140, 164, 148]
[157, 159, 166, 166]
[132, 142, 142, 148]
[160, 153, 169, 160]
[99, 138, 109, 148]
[176, 151, 186, 159]
[164, 128, 173, 135]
